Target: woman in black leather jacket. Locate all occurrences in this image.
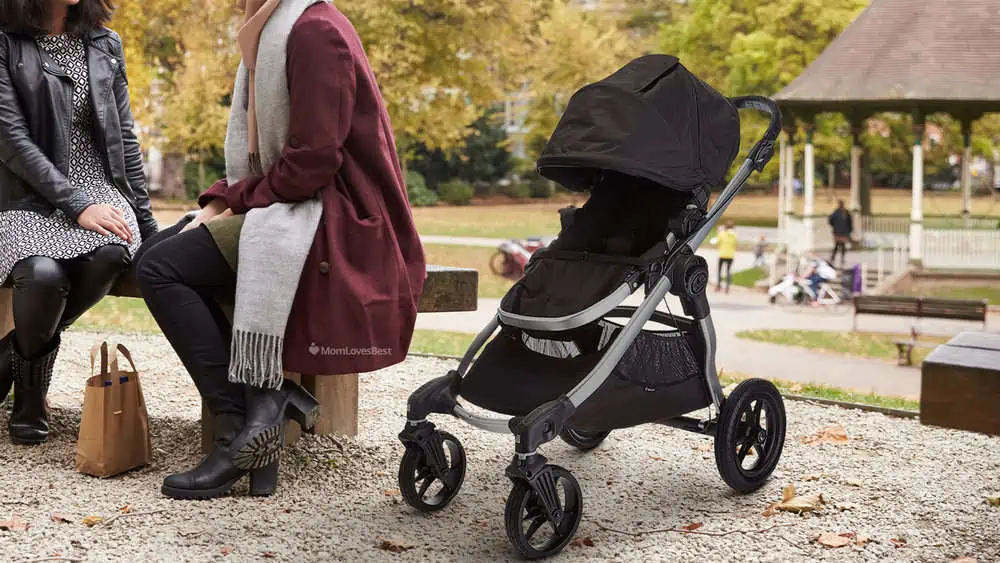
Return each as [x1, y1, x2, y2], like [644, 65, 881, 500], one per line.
[0, 0, 157, 445]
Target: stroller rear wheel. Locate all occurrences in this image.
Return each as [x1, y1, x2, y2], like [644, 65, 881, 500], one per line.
[504, 465, 582, 560]
[398, 431, 467, 512]
[714, 379, 786, 493]
[559, 428, 610, 451]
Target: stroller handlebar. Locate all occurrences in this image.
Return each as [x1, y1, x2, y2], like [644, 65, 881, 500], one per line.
[730, 96, 781, 173]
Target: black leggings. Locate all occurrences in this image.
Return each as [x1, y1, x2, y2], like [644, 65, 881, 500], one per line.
[717, 258, 733, 289]
[831, 241, 847, 266]
[135, 218, 245, 416]
[8, 245, 130, 358]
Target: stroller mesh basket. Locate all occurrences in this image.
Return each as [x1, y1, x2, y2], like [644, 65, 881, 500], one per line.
[462, 320, 710, 432]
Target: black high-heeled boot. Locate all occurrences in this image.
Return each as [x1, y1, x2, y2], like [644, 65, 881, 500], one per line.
[9, 337, 59, 445]
[161, 413, 280, 499]
[230, 379, 319, 471]
[0, 332, 13, 405]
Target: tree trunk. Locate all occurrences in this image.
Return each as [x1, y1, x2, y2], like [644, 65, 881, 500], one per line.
[160, 153, 187, 200]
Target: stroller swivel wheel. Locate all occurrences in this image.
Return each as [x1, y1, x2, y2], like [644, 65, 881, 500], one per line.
[398, 431, 466, 512]
[504, 465, 583, 560]
[559, 428, 610, 451]
[714, 379, 786, 494]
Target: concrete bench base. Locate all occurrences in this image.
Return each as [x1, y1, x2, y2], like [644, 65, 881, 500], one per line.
[1, 265, 478, 451]
[892, 339, 938, 366]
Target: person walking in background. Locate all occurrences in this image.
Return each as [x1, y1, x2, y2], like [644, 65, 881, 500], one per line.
[753, 235, 767, 267]
[828, 199, 853, 267]
[713, 220, 738, 293]
[0, 0, 157, 445]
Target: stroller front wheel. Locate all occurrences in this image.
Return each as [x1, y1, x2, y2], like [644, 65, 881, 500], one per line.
[504, 465, 583, 560]
[559, 428, 610, 451]
[398, 431, 467, 512]
[714, 379, 786, 494]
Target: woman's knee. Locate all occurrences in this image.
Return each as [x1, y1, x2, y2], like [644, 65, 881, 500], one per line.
[11, 257, 70, 295]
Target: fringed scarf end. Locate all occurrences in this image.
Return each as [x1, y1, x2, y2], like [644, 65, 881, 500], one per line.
[228, 330, 284, 390]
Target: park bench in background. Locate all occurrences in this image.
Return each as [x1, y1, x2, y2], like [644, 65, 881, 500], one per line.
[852, 295, 989, 366]
[2, 265, 479, 451]
[921, 331, 1000, 437]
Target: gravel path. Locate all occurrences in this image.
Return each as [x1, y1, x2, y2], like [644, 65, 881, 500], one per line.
[0, 331, 997, 562]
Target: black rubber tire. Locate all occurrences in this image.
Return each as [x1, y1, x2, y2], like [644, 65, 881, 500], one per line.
[504, 465, 583, 560]
[489, 252, 509, 277]
[398, 431, 466, 512]
[714, 378, 786, 494]
[559, 428, 610, 451]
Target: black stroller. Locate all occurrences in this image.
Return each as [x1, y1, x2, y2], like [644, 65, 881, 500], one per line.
[398, 55, 787, 559]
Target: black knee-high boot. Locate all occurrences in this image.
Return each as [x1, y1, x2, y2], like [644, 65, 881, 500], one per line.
[9, 336, 59, 445]
[0, 332, 13, 404]
[161, 413, 279, 499]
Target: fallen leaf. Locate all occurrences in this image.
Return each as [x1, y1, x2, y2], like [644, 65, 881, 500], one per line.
[778, 494, 825, 513]
[950, 558, 978, 563]
[376, 538, 416, 553]
[856, 534, 872, 546]
[81, 516, 104, 527]
[649, 456, 665, 461]
[844, 478, 864, 487]
[692, 443, 713, 452]
[375, 471, 387, 477]
[261, 552, 277, 559]
[473, 519, 489, 528]
[0, 518, 29, 532]
[891, 537, 907, 548]
[789, 383, 804, 393]
[119, 505, 133, 514]
[782, 484, 797, 502]
[762, 503, 779, 517]
[800, 424, 849, 445]
[50, 514, 72, 524]
[383, 489, 400, 496]
[220, 546, 234, 556]
[986, 495, 1000, 507]
[801, 473, 822, 482]
[570, 537, 595, 547]
[679, 522, 703, 532]
[816, 533, 851, 548]
[836, 503, 859, 512]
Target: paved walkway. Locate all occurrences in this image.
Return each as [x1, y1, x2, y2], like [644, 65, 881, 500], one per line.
[417, 284, 986, 400]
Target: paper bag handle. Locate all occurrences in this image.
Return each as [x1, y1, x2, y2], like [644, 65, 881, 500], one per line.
[90, 342, 110, 378]
[109, 343, 138, 375]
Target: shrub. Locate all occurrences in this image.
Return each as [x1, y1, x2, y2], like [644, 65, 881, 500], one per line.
[504, 182, 533, 199]
[529, 178, 556, 199]
[405, 170, 438, 207]
[437, 179, 475, 206]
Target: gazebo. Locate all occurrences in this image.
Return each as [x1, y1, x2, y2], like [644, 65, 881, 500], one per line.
[773, 0, 1000, 269]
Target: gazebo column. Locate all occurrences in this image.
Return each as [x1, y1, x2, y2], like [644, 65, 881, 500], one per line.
[849, 120, 864, 239]
[960, 119, 973, 219]
[777, 131, 787, 231]
[803, 121, 816, 251]
[909, 115, 925, 265]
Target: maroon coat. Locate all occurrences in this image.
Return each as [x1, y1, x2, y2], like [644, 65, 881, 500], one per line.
[200, 3, 425, 375]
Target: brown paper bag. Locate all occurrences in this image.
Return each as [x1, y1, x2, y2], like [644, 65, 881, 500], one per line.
[75, 342, 152, 478]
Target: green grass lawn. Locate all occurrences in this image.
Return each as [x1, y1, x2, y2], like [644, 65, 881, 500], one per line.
[731, 266, 766, 288]
[905, 285, 1000, 304]
[735, 329, 950, 365]
[721, 372, 918, 412]
[413, 203, 569, 238]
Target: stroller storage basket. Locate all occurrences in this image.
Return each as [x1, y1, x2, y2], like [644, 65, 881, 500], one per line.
[460, 319, 710, 429]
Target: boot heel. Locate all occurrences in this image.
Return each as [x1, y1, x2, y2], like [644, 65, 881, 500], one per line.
[249, 460, 279, 496]
[283, 381, 320, 431]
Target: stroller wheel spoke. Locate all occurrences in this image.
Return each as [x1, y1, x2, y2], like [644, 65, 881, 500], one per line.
[417, 475, 437, 499]
[524, 515, 548, 541]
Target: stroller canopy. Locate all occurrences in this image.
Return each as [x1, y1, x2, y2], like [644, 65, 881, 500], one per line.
[537, 55, 741, 193]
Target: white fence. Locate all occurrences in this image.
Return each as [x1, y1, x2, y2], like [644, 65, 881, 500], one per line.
[923, 229, 1000, 270]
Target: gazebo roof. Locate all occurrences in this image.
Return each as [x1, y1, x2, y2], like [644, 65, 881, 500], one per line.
[774, 0, 1000, 119]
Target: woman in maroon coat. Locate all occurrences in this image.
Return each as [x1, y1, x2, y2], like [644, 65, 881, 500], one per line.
[135, 0, 425, 499]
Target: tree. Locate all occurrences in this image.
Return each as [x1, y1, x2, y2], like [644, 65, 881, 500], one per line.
[410, 108, 513, 190]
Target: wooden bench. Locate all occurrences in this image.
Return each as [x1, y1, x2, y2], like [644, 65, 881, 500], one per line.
[1, 265, 478, 451]
[920, 331, 1000, 436]
[852, 295, 989, 366]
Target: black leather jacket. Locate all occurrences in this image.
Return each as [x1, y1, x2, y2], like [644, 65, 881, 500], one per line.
[0, 27, 157, 239]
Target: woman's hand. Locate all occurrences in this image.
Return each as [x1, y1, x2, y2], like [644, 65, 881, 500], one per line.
[77, 204, 133, 243]
[181, 199, 228, 233]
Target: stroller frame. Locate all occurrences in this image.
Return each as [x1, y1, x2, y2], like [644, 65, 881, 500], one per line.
[398, 97, 784, 559]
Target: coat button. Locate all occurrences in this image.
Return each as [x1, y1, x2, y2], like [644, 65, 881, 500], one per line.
[319, 262, 330, 274]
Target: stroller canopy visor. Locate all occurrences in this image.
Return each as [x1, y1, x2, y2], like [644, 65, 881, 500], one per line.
[537, 55, 741, 193]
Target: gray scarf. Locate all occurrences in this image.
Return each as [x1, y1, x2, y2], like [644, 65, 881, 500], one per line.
[224, 0, 326, 389]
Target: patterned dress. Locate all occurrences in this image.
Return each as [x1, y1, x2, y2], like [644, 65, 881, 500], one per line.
[0, 34, 141, 284]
